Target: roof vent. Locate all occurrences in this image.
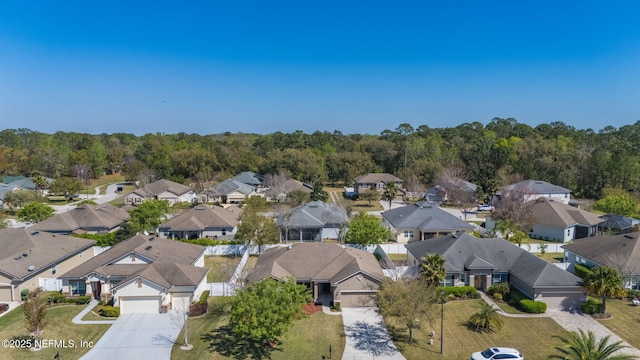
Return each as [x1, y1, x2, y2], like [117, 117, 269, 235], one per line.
[28, 265, 35, 271]
[624, 235, 634, 239]
[31, 231, 39, 235]
[145, 246, 152, 250]
[22, 253, 28, 257]
[287, 245, 292, 250]
[14, 256, 22, 260]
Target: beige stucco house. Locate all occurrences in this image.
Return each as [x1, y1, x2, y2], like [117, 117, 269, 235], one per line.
[125, 179, 196, 206]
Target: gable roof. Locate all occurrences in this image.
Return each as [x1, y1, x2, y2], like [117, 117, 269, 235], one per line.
[233, 172, 264, 186]
[209, 179, 256, 196]
[0, 229, 94, 281]
[112, 262, 208, 290]
[276, 201, 348, 228]
[0, 183, 20, 201]
[531, 198, 603, 228]
[562, 232, 640, 269]
[382, 201, 474, 232]
[132, 179, 193, 198]
[405, 233, 582, 287]
[247, 243, 384, 285]
[599, 214, 640, 231]
[159, 205, 242, 231]
[282, 179, 313, 194]
[33, 203, 130, 233]
[354, 173, 403, 184]
[503, 179, 571, 195]
[7, 176, 54, 190]
[59, 234, 204, 279]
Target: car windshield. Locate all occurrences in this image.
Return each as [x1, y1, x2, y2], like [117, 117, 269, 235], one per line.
[481, 349, 495, 358]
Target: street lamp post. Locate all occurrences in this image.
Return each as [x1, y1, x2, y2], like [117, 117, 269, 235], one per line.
[440, 289, 445, 354]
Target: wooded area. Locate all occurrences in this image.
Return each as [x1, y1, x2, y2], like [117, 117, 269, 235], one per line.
[1, 118, 639, 200]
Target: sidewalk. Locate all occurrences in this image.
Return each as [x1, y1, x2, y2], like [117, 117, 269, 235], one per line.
[72, 300, 117, 325]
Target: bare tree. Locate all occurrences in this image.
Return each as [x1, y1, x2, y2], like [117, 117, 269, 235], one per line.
[171, 297, 193, 351]
[435, 168, 478, 219]
[263, 172, 289, 200]
[603, 251, 640, 290]
[404, 174, 426, 201]
[492, 183, 535, 232]
[138, 168, 159, 187]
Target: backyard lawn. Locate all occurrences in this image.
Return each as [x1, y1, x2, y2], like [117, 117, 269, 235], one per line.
[0, 304, 110, 360]
[205, 255, 243, 282]
[535, 252, 565, 263]
[171, 297, 345, 360]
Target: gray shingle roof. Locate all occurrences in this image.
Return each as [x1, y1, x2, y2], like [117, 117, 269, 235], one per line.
[133, 179, 193, 198]
[0, 229, 94, 281]
[405, 233, 582, 288]
[209, 179, 256, 196]
[59, 234, 204, 279]
[354, 173, 403, 184]
[599, 214, 640, 231]
[562, 232, 640, 269]
[531, 198, 603, 227]
[276, 201, 348, 228]
[233, 172, 264, 186]
[247, 243, 384, 285]
[502, 180, 571, 195]
[159, 205, 241, 231]
[382, 201, 474, 232]
[112, 262, 208, 290]
[33, 203, 130, 233]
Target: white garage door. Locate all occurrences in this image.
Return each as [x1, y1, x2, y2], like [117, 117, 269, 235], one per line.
[119, 296, 161, 314]
[171, 293, 192, 311]
[340, 291, 377, 307]
[539, 292, 584, 312]
[0, 286, 13, 302]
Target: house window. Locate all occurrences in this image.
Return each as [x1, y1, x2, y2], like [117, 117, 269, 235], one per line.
[567, 229, 571, 236]
[492, 273, 508, 285]
[135, 198, 141, 204]
[70, 281, 86, 296]
[130, 255, 136, 262]
[222, 229, 227, 236]
[459, 273, 467, 285]
[51, 266, 56, 275]
[404, 230, 414, 238]
[440, 275, 455, 287]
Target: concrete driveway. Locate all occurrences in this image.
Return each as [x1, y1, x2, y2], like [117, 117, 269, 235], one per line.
[341, 307, 406, 360]
[80, 311, 183, 360]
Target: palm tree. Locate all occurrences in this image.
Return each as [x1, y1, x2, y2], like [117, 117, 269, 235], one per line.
[420, 253, 446, 287]
[549, 329, 635, 360]
[584, 266, 626, 316]
[468, 301, 503, 332]
[383, 181, 398, 208]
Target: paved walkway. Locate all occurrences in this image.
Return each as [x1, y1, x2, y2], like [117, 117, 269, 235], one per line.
[480, 292, 640, 357]
[341, 307, 406, 360]
[72, 300, 118, 325]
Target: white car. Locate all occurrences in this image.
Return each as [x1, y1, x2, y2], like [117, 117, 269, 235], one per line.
[471, 347, 523, 360]
[477, 204, 495, 212]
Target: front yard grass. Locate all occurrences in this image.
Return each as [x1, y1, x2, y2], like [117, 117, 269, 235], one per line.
[386, 299, 569, 359]
[171, 296, 345, 360]
[205, 255, 243, 282]
[595, 297, 640, 349]
[0, 304, 110, 360]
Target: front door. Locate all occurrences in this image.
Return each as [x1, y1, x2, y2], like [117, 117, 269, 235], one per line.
[473, 275, 487, 291]
[91, 281, 102, 300]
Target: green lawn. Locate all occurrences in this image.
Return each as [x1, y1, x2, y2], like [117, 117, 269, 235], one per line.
[535, 252, 565, 263]
[171, 297, 345, 360]
[596, 298, 640, 349]
[205, 255, 243, 282]
[0, 304, 110, 360]
[386, 299, 569, 360]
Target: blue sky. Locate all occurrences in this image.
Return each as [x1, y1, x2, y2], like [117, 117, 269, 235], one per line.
[1, 1, 639, 135]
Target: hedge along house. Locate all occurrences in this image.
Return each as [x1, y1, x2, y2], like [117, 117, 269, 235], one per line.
[32, 203, 130, 235]
[381, 201, 475, 243]
[0, 229, 94, 302]
[158, 205, 242, 241]
[247, 243, 385, 307]
[562, 232, 640, 290]
[405, 233, 585, 311]
[59, 235, 208, 314]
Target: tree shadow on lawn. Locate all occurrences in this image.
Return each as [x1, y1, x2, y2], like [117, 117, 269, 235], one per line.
[344, 320, 403, 357]
[385, 324, 441, 354]
[202, 324, 283, 360]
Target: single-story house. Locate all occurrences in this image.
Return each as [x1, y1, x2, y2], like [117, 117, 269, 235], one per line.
[125, 179, 196, 206]
[247, 242, 385, 307]
[529, 198, 603, 242]
[500, 179, 572, 204]
[59, 235, 208, 314]
[32, 203, 130, 235]
[0, 183, 21, 209]
[207, 179, 258, 205]
[233, 171, 264, 187]
[562, 232, 640, 290]
[158, 205, 242, 240]
[599, 214, 640, 234]
[276, 201, 348, 242]
[266, 179, 314, 202]
[424, 180, 478, 204]
[353, 173, 403, 195]
[382, 201, 475, 242]
[0, 229, 95, 302]
[406, 233, 585, 310]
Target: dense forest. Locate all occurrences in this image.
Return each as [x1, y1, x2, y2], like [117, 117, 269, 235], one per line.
[1, 118, 639, 200]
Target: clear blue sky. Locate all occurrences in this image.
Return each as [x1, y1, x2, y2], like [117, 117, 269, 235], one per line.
[1, 1, 639, 135]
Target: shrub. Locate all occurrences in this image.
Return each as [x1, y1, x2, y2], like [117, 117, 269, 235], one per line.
[508, 288, 526, 305]
[333, 302, 341, 312]
[21, 288, 29, 301]
[75, 296, 91, 304]
[519, 299, 547, 314]
[198, 290, 210, 305]
[574, 264, 593, 279]
[99, 306, 120, 317]
[50, 293, 67, 304]
[581, 297, 602, 314]
[437, 286, 478, 299]
[627, 289, 640, 300]
[189, 303, 208, 317]
[493, 293, 503, 301]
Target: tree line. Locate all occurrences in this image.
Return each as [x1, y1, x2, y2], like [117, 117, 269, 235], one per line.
[2, 118, 640, 199]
